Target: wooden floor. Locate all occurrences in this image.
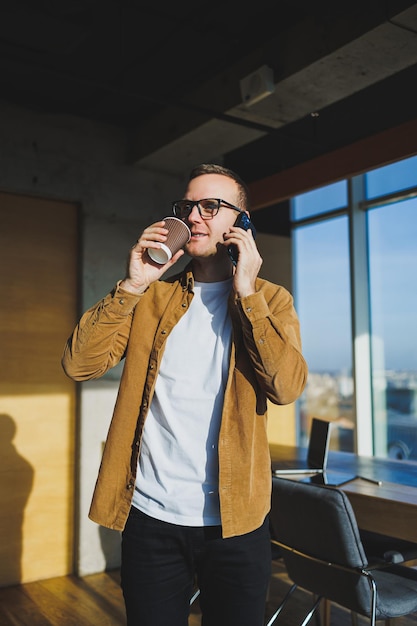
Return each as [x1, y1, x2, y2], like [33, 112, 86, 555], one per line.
[1, 560, 417, 625]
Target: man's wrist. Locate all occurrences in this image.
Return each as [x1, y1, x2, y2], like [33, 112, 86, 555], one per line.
[119, 278, 148, 295]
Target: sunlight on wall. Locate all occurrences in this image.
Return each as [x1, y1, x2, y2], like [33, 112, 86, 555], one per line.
[267, 401, 296, 445]
[0, 388, 74, 585]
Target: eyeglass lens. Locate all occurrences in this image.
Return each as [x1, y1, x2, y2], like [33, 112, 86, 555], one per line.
[173, 199, 220, 219]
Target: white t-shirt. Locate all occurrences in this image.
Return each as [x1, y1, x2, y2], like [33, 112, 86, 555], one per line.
[132, 278, 233, 525]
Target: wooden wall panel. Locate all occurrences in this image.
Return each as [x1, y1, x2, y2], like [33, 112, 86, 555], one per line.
[0, 192, 78, 586]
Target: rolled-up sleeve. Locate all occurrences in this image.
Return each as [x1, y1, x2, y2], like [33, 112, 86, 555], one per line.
[62, 282, 143, 381]
[236, 285, 308, 405]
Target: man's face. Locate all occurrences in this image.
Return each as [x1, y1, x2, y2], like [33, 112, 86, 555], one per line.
[182, 174, 241, 260]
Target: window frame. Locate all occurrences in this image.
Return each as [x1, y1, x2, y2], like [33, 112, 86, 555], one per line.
[290, 159, 417, 458]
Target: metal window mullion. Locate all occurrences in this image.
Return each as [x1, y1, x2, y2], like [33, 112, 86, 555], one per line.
[349, 175, 373, 456]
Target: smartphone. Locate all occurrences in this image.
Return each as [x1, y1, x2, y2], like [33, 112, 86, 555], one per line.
[227, 212, 257, 265]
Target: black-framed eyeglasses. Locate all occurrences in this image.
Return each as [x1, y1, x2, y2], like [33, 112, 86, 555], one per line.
[172, 198, 242, 220]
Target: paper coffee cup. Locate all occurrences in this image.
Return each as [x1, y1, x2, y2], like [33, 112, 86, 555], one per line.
[148, 217, 191, 264]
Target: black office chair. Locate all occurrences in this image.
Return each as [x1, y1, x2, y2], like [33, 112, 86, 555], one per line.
[190, 587, 200, 605]
[268, 476, 417, 626]
[360, 528, 417, 565]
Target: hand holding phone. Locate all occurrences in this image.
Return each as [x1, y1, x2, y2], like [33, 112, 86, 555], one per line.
[227, 212, 257, 265]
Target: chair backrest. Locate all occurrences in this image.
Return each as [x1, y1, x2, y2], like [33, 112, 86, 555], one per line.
[270, 477, 372, 614]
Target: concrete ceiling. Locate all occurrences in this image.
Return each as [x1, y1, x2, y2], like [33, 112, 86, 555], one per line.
[1, 1, 417, 182]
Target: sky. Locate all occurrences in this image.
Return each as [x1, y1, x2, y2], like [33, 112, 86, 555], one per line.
[292, 155, 417, 373]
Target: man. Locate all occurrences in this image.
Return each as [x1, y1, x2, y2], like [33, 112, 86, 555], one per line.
[62, 163, 307, 626]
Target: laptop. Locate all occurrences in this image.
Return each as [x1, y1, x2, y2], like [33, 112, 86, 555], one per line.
[302, 469, 357, 486]
[273, 417, 330, 475]
[273, 417, 357, 486]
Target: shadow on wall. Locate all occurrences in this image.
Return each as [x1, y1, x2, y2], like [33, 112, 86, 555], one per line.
[99, 525, 122, 571]
[0, 413, 34, 586]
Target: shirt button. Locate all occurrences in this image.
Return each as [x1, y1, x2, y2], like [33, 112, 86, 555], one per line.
[182, 303, 187, 308]
[246, 307, 252, 313]
[119, 298, 125, 305]
[161, 330, 167, 334]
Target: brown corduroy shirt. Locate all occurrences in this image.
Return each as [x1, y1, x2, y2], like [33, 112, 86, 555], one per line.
[62, 265, 307, 538]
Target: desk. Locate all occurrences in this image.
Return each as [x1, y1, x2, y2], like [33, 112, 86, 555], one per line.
[270, 443, 417, 543]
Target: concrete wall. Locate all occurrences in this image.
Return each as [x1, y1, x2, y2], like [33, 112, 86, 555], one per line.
[0, 99, 292, 576]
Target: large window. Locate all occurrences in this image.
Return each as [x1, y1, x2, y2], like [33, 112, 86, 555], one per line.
[292, 155, 417, 460]
[367, 198, 417, 460]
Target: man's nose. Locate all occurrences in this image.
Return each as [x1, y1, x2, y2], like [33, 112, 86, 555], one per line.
[186, 205, 202, 222]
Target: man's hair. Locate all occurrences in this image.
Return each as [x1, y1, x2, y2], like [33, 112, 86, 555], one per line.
[188, 163, 250, 211]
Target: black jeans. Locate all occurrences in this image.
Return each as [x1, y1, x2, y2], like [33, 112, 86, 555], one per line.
[121, 507, 272, 626]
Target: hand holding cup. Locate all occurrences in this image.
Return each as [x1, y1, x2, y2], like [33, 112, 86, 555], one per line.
[148, 217, 191, 264]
